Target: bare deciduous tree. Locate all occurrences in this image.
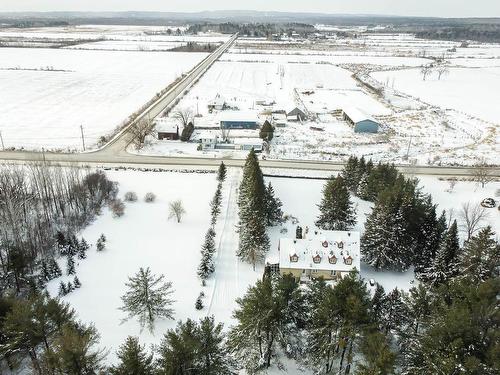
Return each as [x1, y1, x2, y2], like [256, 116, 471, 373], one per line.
[172, 108, 194, 128]
[436, 65, 450, 80]
[168, 200, 186, 223]
[130, 118, 155, 150]
[420, 65, 433, 81]
[470, 159, 495, 188]
[446, 179, 457, 193]
[459, 202, 489, 241]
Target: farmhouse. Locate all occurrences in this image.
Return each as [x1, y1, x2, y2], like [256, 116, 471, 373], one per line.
[273, 230, 361, 282]
[219, 111, 259, 130]
[156, 119, 179, 140]
[287, 107, 307, 122]
[342, 107, 380, 133]
[208, 95, 225, 112]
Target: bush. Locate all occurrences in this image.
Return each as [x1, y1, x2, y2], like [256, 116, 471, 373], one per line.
[124, 191, 138, 202]
[110, 199, 125, 218]
[144, 192, 156, 203]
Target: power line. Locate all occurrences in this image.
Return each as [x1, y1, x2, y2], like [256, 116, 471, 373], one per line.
[0, 131, 4, 150]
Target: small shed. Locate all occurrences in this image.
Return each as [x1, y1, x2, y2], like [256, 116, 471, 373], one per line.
[156, 119, 179, 140]
[287, 107, 307, 122]
[342, 107, 379, 133]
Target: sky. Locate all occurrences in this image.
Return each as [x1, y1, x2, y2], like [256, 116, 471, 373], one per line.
[0, 0, 498, 18]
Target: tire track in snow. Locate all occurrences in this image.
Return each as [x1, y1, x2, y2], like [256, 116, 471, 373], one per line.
[206, 168, 242, 321]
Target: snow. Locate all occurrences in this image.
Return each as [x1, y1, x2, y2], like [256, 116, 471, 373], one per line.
[0, 48, 207, 150]
[46, 168, 262, 364]
[371, 67, 500, 125]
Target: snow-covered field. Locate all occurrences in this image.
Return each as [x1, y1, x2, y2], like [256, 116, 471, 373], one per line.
[45, 166, 500, 369]
[0, 48, 207, 150]
[371, 67, 500, 124]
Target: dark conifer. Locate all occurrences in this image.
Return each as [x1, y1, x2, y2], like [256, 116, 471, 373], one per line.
[316, 175, 356, 231]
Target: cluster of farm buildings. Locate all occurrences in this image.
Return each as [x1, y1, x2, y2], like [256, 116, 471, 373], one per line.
[156, 94, 381, 152]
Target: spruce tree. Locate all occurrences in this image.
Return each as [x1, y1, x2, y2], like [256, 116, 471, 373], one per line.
[59, 281, 68, 296]
[49, 258, 62, 278]
[341, 156, 359, 192]
[371, 284, 387, 326]
[73, 276, 81, 288]
[362, 201, 407, 270]
[66, 281, 74, 294]
[458, 226, 499, 282]
[380, 288, 408, 334]
[264, 182, 283, 226]
[195, 293, 204, 310]
[198, 235, 215, 281]
[210, 184, 222, 226]
[96, 234, 106, 252]
[120, 267, 175, 333]
[197, 316, 235, 374]
[110, 336, 155, 375]
[421, 220, 460, 286]
[66, 256, 75, 275]
[238, 149, 270, 269]
[77, 238, 89, 260]
[217, 162, 227, 182]
[315, 175, 356, 231]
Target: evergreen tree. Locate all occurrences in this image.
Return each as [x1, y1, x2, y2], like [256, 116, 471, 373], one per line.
[66, 256, 75, 275]
[49, 258, 62, 278]
[341, 156, 359, 192]
[120, 267, 175, 333]
[371, 284, 387, 326]
[110, 336, 155, 375]
[44, 323, 106, 375]
[73, 276, 81, 289]
[315, 175, 356, 231]
[402, 278, 499, 375]
[228, 275, 302, 371]
[306, 272, 371, 374]
[59, 281, 68, 296]
[259, 120, 274, 141]
[96, 234, 106, 252]
[197, 316, 235, 374]
[77, 238, 89, 260]
[156, 319, 199, 374]
[356, 172, 370, 200]
[264, 182, 283, 226]
[356, 331, 397, 375]
[217, 162, 227, 182]
[238, 149, 270, 269]
[380, 288, 408, 334]
[210, 184, 222, 226]
[195, 293, 204, 310]
[458, 226, 499, 283]
[421, 220, 460, 286]
[362, 200, 407, 270]
[198, 233, 215, 281]
[66, 281, 74, 294]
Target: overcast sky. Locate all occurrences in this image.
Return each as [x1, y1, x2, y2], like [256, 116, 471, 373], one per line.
[0, 0, 498, 18]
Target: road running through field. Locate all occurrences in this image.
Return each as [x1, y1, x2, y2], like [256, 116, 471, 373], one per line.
[206, 167, 261, 323]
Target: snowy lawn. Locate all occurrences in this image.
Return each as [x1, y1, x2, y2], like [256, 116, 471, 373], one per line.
[266, 174, 500, 293]
[0, 48, 207, 150]
[47, 170, 219, 362]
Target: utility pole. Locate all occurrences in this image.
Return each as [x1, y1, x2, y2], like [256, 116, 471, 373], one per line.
[80, 125, 86, 151]
[406, 135, 412, 160]
[0, 130, 4, 151]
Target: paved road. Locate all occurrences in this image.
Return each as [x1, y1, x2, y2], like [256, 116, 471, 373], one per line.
[0, 31, 498, 178]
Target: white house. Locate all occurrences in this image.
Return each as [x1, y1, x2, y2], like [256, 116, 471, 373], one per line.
[273, 230, 361, 282]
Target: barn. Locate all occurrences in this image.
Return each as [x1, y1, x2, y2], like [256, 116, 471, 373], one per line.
[342, 107, 380, 133]
[286, 107, 307, 122]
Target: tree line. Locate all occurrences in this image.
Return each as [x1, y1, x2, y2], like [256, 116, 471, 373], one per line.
[0, 164, 117, 296]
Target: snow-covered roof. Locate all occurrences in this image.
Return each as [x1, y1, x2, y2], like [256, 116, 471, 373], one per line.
[342, 106, 377, 124]
[155, 118, 178, 133]
[279, 231, 360, 273]
[218, 111, 259, 123]
[232, 137, 263, 146]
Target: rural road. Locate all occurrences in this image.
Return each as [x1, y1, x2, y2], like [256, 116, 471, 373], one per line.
[0, 31, 498, 178]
